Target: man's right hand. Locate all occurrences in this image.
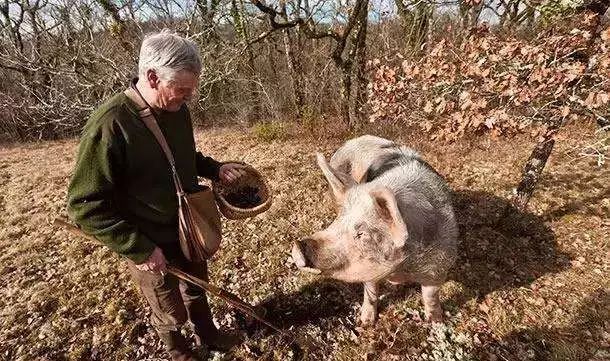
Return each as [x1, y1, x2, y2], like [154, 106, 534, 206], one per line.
[135, 247, 167, 273]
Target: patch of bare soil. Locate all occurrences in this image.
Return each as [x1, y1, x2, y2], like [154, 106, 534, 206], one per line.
[0, 124, 607, 361]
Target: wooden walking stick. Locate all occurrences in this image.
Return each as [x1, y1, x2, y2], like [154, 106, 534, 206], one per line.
[53, 217, 284, 334]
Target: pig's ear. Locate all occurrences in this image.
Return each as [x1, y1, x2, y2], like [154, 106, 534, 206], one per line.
[316, 152, 355, 204]
[370, 187, 408, 248]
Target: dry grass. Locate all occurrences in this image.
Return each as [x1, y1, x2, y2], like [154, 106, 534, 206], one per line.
[0, 122, 608, 361]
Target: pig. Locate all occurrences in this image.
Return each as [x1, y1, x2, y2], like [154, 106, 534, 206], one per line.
[292, 135, 457, 325]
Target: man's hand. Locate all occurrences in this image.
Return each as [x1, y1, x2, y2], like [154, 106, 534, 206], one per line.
[135, 247, 167, 273]
[219, 163, 248, 183]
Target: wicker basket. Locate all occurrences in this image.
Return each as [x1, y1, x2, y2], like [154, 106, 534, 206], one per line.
[212, 162, 272, 220]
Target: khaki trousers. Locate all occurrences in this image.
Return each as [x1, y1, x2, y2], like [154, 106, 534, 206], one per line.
[126, 258, 217, 343]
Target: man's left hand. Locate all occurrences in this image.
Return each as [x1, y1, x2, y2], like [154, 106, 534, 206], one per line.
[219, 163, 247, 183]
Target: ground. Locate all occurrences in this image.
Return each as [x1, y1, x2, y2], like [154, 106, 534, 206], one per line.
[0, 124, 608, 361]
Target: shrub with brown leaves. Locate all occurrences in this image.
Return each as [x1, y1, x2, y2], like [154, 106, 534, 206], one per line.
[368, 14, 610, 142]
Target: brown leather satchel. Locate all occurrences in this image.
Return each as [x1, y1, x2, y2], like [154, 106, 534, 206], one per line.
[124, 84, 222, 262]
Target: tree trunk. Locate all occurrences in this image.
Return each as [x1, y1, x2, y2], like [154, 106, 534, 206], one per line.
[233, 0, 261, 122]
[460, 0, 483, 29]
[413, 1, 431, 52]
[341, 0, 368, 129]
[340, 68, 352, 126]
[353, 1, 368, 126]
[283, 28, 305, 121]
[246, 49, 261, 121]
[394, 0, 412, 49]
[512, 124, 560, 211]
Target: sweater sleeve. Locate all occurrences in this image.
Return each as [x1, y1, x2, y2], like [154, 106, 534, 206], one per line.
[66, 118, 156, 263]
[196, 151, 223, 181]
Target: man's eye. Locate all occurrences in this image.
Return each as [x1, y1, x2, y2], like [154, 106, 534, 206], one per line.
[356, 231, 365, 239]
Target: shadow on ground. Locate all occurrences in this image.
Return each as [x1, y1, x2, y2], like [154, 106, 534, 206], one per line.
[478, 288, 609, 360]
[244, 190, 571, 337]
[451, 190, 571, 299]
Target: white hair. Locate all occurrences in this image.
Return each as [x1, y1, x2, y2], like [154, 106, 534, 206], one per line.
[138, 29, 202, 81]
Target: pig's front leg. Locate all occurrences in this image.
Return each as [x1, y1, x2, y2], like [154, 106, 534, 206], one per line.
[359, 282, 379, 326]
[421, 284, 443, 322]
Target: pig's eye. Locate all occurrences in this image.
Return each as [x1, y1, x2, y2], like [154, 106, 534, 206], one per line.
[354, 224, 368, 240]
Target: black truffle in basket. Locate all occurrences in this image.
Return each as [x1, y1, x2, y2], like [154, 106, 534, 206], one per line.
[223, 186, 263, 208]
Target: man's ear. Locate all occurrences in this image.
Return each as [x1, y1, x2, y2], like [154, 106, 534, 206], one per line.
[316, 152, 356, 205]
[370, 186, 408, 248]
[146, 69, 160, 89]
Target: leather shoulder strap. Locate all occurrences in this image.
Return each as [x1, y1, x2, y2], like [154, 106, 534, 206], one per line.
[124, 87, 185, 194]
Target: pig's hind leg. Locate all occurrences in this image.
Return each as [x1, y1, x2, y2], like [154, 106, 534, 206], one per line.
[421, 284, 443, 322]
[359, 281, 379, 326]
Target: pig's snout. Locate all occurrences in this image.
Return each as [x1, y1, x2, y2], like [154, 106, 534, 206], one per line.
[292, 239, 323, 275]
[292, 239, 310, 268]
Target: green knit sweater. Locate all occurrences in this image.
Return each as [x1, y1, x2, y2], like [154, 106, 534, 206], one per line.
[67, 92, 222, 263]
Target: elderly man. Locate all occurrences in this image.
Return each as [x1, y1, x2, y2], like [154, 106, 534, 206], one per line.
[67, 30, 244, 360]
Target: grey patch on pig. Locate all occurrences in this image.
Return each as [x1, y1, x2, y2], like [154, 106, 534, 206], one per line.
[329, 135, 405, 183]
[363, 152, 404, 182]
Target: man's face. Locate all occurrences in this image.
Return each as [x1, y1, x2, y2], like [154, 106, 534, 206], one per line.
[152, 70, 199, 112]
